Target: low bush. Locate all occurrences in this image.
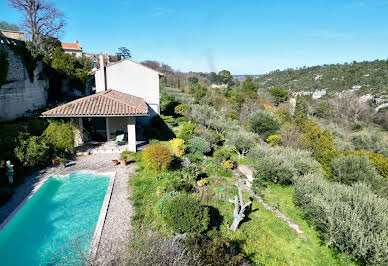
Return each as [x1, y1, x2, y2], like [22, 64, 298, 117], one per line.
[186, 231, 244, 266]
[14, 134, 50, 167]
[174, 103, 191, 116]
[221, 159, 235, 171]
[157, 191, 179, 214]
[197, 128, 223, 148]
[177, 123, 197, 141]
[0, 123, 25, 161]
[121, 229, 201, 265]
[294, 173, 388, 265]
[350, 131, 388, 157]
[169, 138, 185, 157]
[247, 110, 281, 139]
[249, 146, 321, 185]
[27, 118, 48, 136]
[162, 194, 209, 233]
[344, 151, 388, 179]
[186, 137, 211, 156]
[266, 134, 281, 146]
[213, 146, 235, 162]
[142, 143, 173, 171]
[331, 155, 378, 185]
[43, 120, 76, 155]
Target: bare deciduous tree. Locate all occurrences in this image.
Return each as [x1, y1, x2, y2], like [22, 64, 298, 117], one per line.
[9, 0, 65, 50]
[229, 183, 252, 231]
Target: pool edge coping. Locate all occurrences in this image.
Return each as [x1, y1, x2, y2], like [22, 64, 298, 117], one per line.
[0, 175, 51, 233]
[0, 170, 116, 243]
[88, 171, 116, 261]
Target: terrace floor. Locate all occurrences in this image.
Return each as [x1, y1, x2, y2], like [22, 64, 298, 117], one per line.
[0, 153, 135, 264]
[75, 140, 148, 154]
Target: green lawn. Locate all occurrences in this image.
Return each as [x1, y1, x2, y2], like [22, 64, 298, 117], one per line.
[129, 151, 354, 265]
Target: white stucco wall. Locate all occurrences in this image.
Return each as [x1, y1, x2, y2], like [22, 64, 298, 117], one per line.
[95, 60, 161, 119]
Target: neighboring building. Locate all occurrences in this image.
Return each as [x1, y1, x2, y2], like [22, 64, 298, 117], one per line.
[0, 30, 24, 41]
[92, 54, 164, 124]
[61, 40, 83, 57]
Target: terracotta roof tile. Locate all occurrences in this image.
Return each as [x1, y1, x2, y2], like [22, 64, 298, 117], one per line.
[41, 90, 149, 117]
[61, 42, 82, 50]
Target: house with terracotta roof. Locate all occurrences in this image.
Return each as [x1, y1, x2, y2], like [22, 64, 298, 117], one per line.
[41, 54, 164, 152]
[61, 40, 83, 57]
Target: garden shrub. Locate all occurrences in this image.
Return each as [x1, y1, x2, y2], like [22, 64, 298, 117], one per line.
[344, 151, 388, 179]
[294, 173, 388, 265]
[213, 146, 235, 162]
[266, 134, 281, 146]
[142, 143, 172, 171]
[294, 115, 339, 175]
[249, 146, 321, 185]
[197, 128, 223, 148]
[27, 118, 48, 136]
[169, 138, 185, 157]
[226, 130, 260, 158]
[0, 124, 25, 160]
[186, 231, 244, 266]
[157, 191, 179, 214]
[43, 120, 76, 155]
[15, 134, 50, 167]
[162, 194, 209, 233]
[350, 131, 388, 157]
[186, 137, 211, 156]
[174, 103, 191, 116]
[177, 123, 197, 141]
[221, 160, 235, 171]
[331, 155, 378, 185]
[247, 110, 281, 139]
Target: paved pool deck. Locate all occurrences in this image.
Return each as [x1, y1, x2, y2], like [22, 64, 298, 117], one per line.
[0, 153, 135, 264]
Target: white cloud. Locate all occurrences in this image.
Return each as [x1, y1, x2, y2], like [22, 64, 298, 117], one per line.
[152, 8, 176, 17]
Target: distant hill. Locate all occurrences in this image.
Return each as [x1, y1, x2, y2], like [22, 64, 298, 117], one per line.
[255, 60, 388, 104]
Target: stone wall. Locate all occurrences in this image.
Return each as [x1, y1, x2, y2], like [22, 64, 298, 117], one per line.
[0, 44, 48, 121]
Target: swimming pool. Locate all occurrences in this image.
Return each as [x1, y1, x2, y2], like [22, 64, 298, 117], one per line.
[0, 172, 111, 265]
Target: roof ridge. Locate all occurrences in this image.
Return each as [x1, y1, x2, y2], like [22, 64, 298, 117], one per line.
[103, 90, 142, 112]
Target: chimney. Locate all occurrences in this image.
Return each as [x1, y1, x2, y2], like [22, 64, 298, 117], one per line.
[74, 40, 78, 44]
[99, 54, 107, 91]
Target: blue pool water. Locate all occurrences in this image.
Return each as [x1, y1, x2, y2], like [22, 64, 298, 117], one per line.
[0, 172, 110, 265]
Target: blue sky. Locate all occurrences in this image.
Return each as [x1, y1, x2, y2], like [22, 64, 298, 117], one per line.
[1, 0, 388, 74]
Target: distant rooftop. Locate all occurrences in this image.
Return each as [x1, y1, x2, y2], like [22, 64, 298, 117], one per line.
[61, 40, 82, 51]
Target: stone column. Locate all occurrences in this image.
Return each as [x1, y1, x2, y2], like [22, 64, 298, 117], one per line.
[106, 117, 110, 142]
[78, 118, 84, 145]
[127, 116, 136, 152]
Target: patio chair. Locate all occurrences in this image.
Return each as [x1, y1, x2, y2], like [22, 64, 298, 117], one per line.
[110, 134, 125, 146]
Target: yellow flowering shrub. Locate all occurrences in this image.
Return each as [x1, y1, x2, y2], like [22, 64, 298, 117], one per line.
[197, 178, 209, 186]
[169, 138, 185, 157]
[266, 135, 281, 147]
[222, 160, 235, 171]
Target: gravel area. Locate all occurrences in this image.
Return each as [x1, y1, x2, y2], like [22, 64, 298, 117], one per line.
[0, 153, 135, 264]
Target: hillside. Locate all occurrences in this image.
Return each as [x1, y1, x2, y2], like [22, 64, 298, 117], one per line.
[256, 60, 388, 106]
